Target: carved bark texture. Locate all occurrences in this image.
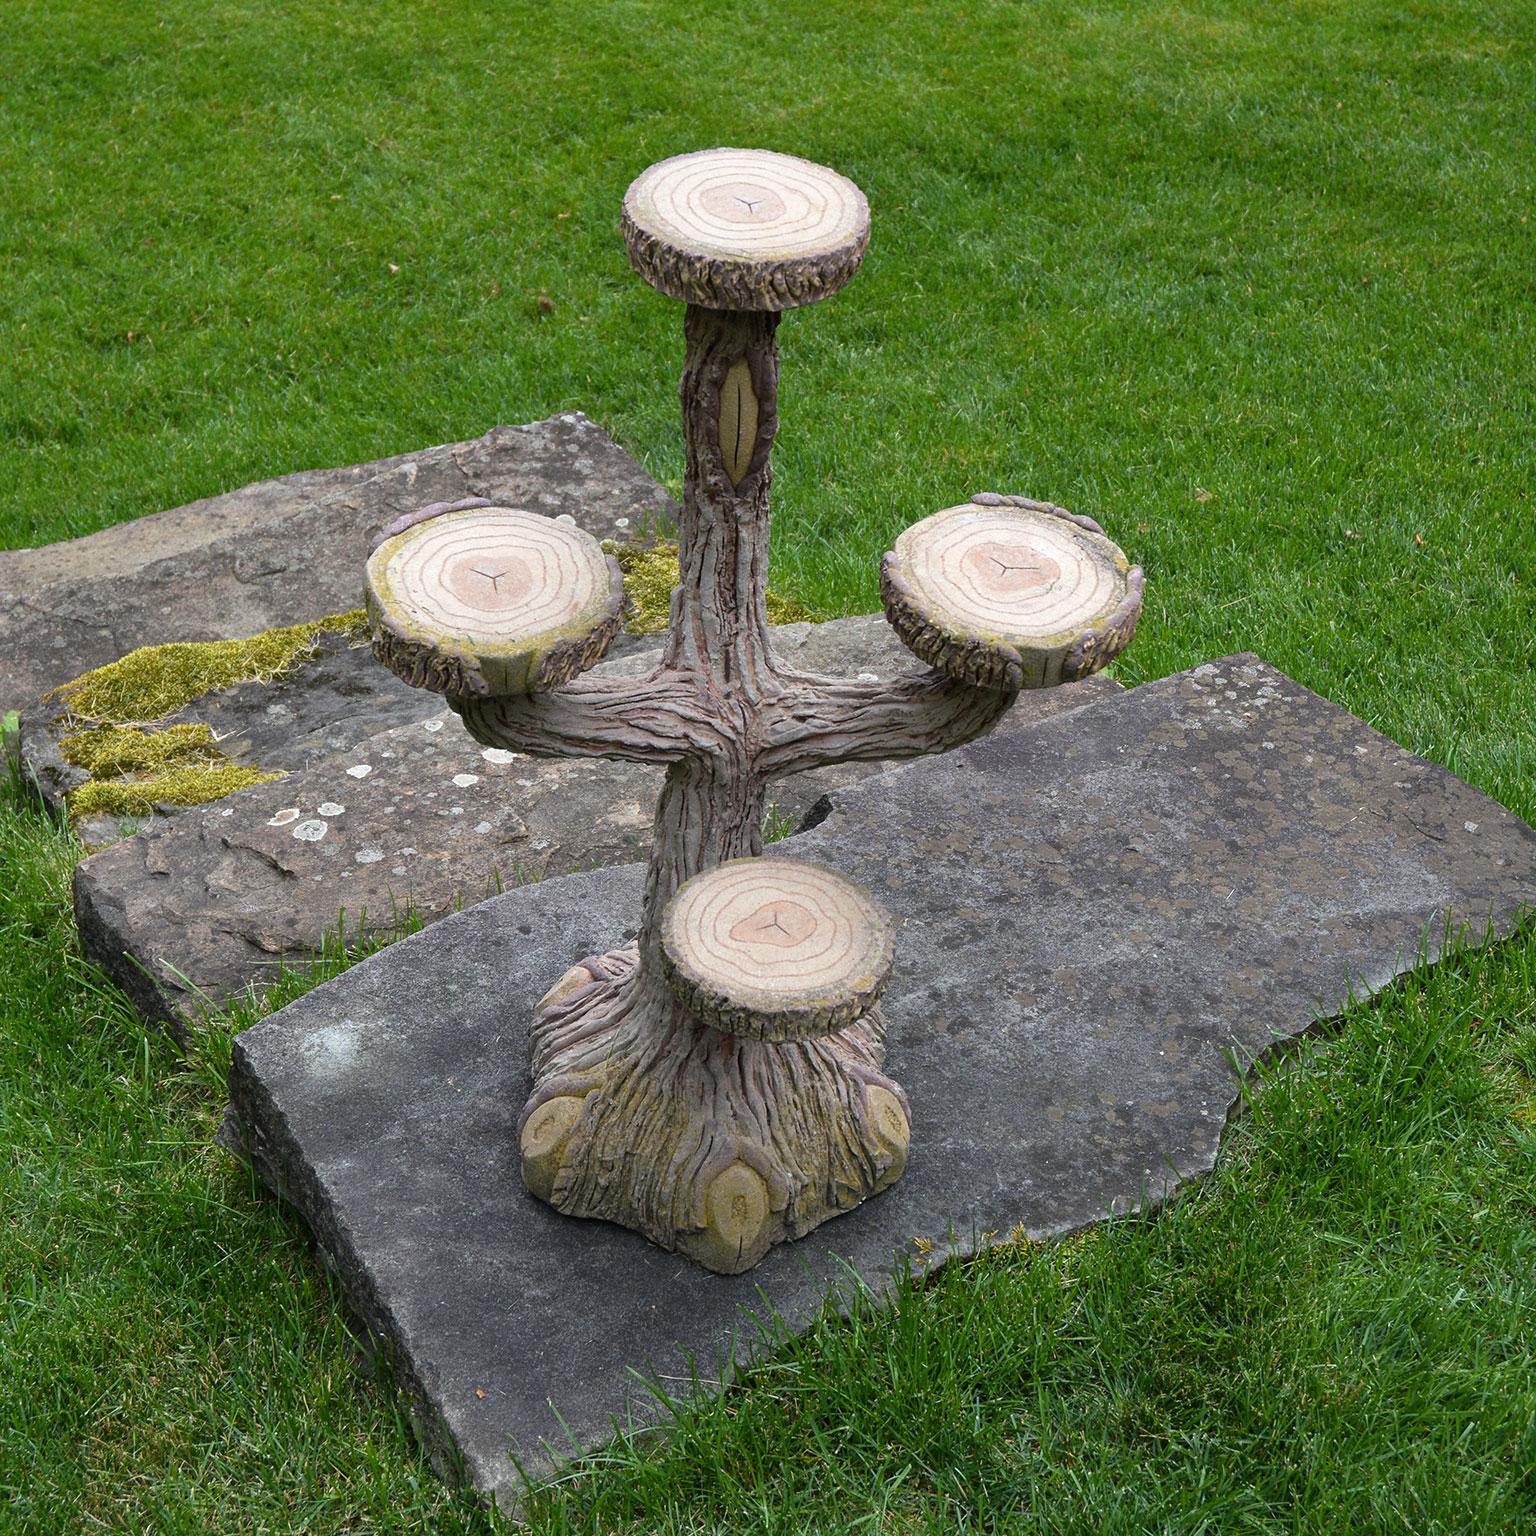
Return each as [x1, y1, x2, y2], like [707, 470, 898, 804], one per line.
[660, 856, 895, 1041]
[443, 298, 992, 1270]
[376, 157, 1147, 1272]
[366, 504, 623, 697]
[622, 148, 870, 312]
[882, 498, 1144, 690]
[520, 946, 909, 1274]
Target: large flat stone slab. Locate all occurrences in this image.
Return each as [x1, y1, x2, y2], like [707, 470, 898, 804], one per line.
[73, 615, 1118, 1028]
[226, 656, 1536, 1507]
[0, 414, 673, 709]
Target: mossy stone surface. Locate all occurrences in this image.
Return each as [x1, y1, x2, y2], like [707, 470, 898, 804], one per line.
[41, 614, 368, 831]
[19, 620, 451, 837]
[69, 761, 282, 824]
[51, 612, 368, 725]
[59, 721, 278, 828]
[60, 721, 220, 778]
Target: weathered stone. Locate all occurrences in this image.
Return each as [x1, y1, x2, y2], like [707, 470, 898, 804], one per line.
[225, 655, 1536, 1506]
[0, 415, 675, 709]
[72, 619, 1117, 1029]
[19, 624, 656, 830]
[18, 631, 442, 819]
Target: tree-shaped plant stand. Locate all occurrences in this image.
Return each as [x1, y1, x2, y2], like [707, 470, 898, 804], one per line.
[365, 148, 1143, 1273]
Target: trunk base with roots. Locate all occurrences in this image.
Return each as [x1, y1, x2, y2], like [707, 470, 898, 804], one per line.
[519, 944, 911, 1274]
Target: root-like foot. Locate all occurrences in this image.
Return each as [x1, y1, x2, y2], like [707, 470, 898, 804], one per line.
[518, 944, 910, 1273]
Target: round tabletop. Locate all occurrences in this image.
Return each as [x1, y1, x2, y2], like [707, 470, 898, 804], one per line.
[660, 856, 895, 1040]
[622, 147, 870, 311]
[365, 504, 622, 697]
[883, 498, 1143, 690]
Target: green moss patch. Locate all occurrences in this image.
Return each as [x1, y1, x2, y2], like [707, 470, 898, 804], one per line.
[69, 762, 283, 824]
[58, 721, 283, 828]
[46, 611, 366, 828]
[61, 721, 220, 779]
[50, 610, 369, 725]
[605, 542, 810, 635]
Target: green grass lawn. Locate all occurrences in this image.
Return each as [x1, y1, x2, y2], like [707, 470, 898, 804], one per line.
[2, 0, 1534, 1529]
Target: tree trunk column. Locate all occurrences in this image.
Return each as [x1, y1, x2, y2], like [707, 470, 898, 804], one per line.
[516, 150, 899, 1272]
[668, 304, 781, 681]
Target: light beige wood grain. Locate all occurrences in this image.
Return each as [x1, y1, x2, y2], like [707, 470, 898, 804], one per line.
[365, 505, 622, 697]
[622, 147, 869, 310]
[883, 499, 1143, 689]
[660, 856, 895, 1041]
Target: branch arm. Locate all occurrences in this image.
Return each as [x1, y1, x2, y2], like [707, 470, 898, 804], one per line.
[451, 673, 721, 765]
[754, 671, 1017, 779]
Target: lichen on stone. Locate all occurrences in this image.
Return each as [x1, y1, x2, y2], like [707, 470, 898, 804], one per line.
[603, 542, 809, 634]
[46, 610, 366, 827]
[50, 610, 369, 725]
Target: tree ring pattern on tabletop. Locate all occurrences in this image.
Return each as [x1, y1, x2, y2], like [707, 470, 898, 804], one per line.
[882, 499, 1143, 691]
[365, 505, 623, 698]
[622, 148, 870, 310]
[660, 857, 896, 1041]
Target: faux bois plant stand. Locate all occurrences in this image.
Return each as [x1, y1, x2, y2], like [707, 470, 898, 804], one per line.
[364, 148, 1143, 1273]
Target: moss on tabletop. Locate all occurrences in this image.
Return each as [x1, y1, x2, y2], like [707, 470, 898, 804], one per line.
[48, 611, 367, 827]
